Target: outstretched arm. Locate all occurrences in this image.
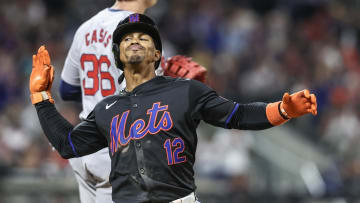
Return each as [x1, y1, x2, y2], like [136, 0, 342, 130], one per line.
[190, 80, 317, 130]
[30, 46, 107, 159]
[224, 89, 317, 130]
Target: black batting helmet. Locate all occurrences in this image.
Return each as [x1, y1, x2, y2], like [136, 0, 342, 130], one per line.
[112, 13, 162, 71]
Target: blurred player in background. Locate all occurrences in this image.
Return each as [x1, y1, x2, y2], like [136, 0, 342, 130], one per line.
[59, 1, 206, 203]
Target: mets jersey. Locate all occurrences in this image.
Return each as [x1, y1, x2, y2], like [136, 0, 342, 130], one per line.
[65, 76, 266, 202]
[36, 76, 274, 202]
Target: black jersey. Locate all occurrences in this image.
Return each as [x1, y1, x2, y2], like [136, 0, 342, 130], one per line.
[36, 76, 273, 203]
[68, 76, 237, 202]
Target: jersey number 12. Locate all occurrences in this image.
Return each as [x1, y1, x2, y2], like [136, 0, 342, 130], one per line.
[81, 54, 115, 96]
[164, 138, 187, 165]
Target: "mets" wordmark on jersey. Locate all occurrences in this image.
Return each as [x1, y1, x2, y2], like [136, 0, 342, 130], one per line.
[109, 102, 173, 155]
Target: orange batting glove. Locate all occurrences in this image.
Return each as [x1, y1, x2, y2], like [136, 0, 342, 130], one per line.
[266, 89, 317, 126]
[29, 45, 55, 104]
[281, 89, 317, 118]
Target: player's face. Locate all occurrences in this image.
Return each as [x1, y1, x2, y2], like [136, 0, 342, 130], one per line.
[119, 32, 160, 68]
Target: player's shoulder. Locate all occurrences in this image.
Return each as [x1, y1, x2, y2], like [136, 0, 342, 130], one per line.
[160, 76, 210, 89]
[162, 76, 191, 84]
[158, 77, 212, 95]
[152, 76, 189, 88]
[166, 76, 206, 86]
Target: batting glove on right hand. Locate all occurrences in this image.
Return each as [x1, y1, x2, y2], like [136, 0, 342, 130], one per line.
[29, 45, 54, 104]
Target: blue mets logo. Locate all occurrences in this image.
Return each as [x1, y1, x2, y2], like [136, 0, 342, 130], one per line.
[109, 102, 173, 155]
[129, 13, 140, 23]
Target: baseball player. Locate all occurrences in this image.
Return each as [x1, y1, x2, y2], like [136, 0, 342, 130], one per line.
[60, 1, 206, 202]
[30, 14, 317, 203]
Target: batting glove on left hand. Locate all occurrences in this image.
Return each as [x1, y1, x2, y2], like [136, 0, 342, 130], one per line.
[266, 89, 317, 126]
[280, 89, 317, 118]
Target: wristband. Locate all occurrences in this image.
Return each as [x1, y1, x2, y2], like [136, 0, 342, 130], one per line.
[30, 91, 54, 104]
[278, 102, 290, 120]
[266, 101, 289, 126]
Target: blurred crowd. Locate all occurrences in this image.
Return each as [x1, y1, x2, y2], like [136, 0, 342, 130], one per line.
[1, 0, 360, 201]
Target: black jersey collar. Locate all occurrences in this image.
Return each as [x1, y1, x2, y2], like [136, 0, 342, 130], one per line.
[122, 76, 166, 95]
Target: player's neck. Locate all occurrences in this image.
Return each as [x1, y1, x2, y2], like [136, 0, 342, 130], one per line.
[123, 65, 156, 92]
[111, 1, 147, 14]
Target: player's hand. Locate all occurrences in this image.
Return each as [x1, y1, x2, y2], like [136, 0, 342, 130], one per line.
[162, 55, 207, 83]
[281, 89, 317, 118]
[29, 45, 55, 104]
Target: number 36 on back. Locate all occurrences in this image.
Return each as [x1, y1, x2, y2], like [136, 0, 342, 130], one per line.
[80, 54, 115, 96]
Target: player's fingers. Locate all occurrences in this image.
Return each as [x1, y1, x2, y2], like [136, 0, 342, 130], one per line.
[40, 65, 50, 77]
[309, 108, 317, 116]
[35, 54, 40, 68]
[38, 46, 47, 65]
[312, 94, 317, 109]
[305, 102, 311, 108]
[39, 50, 44, 66]
[43, 49, 51, 65]
[312, 103, 317, 115]
[310, 94, 316, 104]
[309, 109, 315, 115]
[303, 89, 310, 99]
[38, 45, 45, 53]
[38, 66, 50, 85]
[311, 103, 316, 111]
[282, 92, 291, 104]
